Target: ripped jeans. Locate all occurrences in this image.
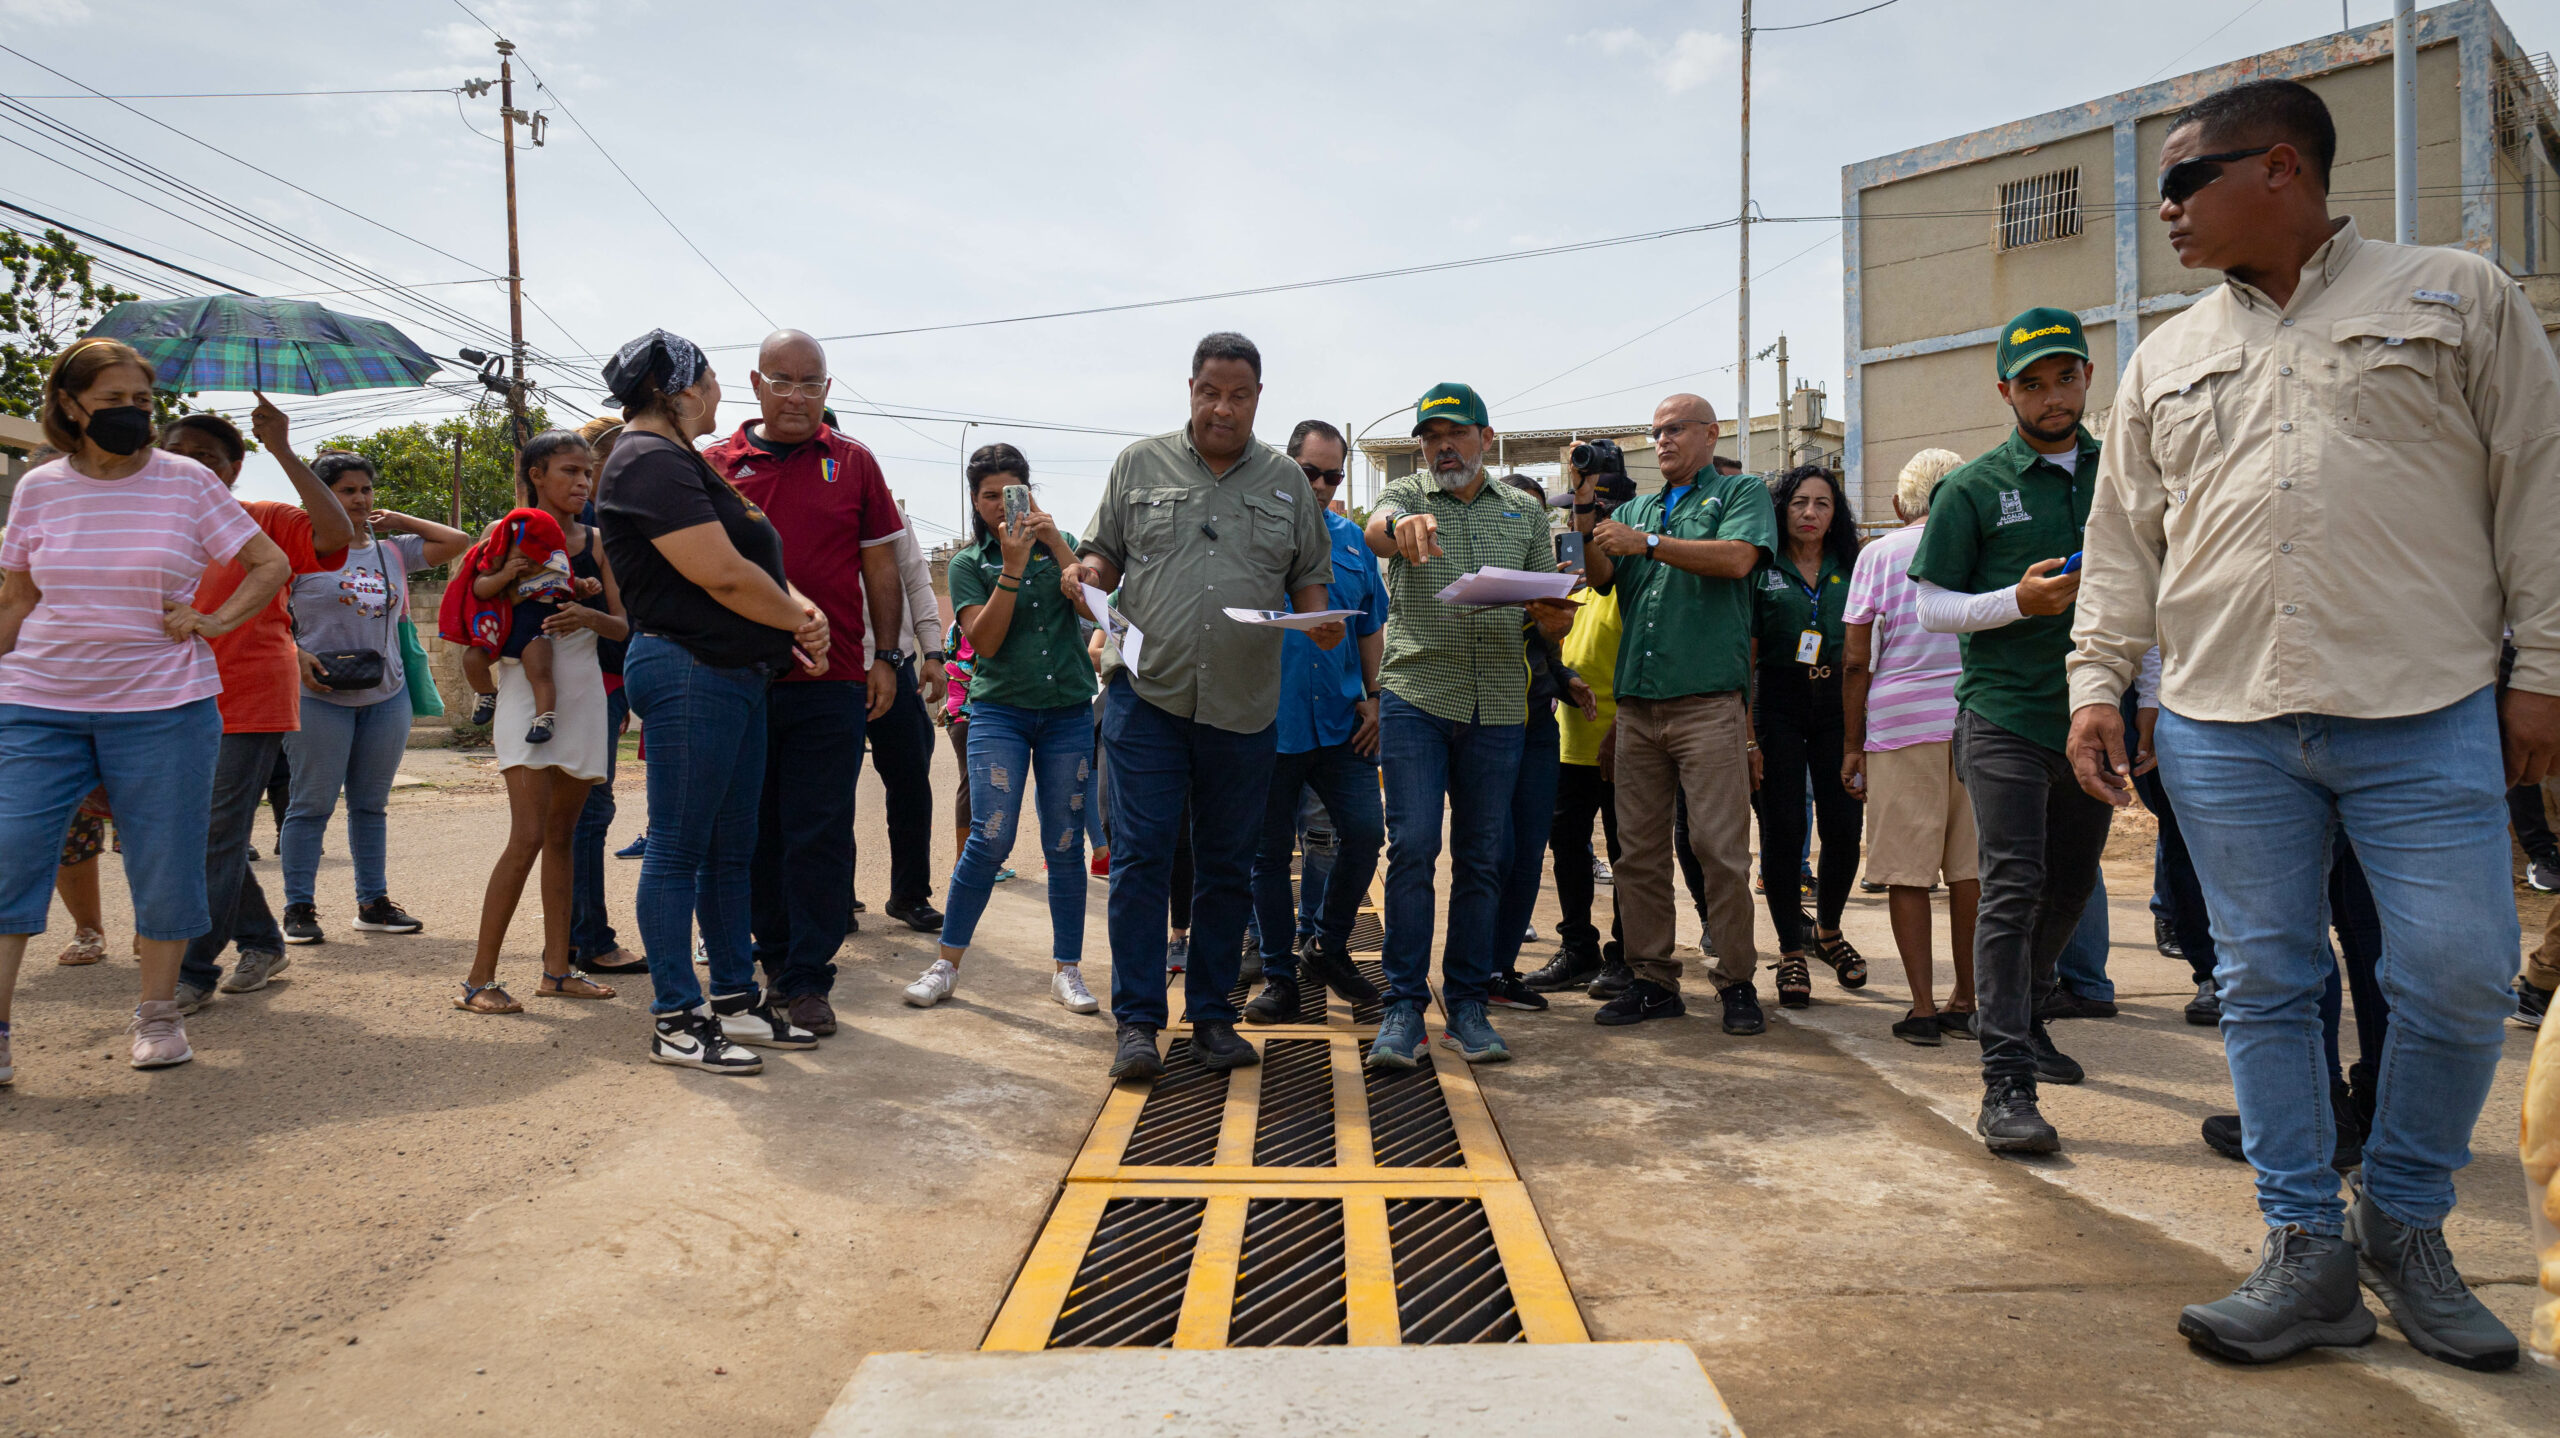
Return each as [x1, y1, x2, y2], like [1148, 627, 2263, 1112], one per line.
[937, 698, 1095, 964]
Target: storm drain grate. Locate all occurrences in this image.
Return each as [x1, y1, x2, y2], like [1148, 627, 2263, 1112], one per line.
[1226, 1198, 1349, 1346]
[1361, 1045, 1463, 1168]
[1122, 1039, 1228, 1167]
[1346, 911, 1385, 954]
[1350, 960, 1389, 1024]
[1388, 1198, 1522, 1344]
[1046, 1197, 1206, 1348]
[1251, 1040, 1337, 1167]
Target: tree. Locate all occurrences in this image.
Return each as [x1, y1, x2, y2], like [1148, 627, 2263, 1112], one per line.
[323, 402, 549, 538]
[2, 226, 140, 420]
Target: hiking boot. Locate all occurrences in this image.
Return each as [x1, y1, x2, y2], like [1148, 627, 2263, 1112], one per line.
[1584, 957, 1634, 1001]
[2201, 1114, 2246, 1162]
[2201, 1102, 2364, 1171]
[1977, 1075, 2059, 1154]
[1485, 971, 1548, 1012]
[785, 993, 838, 1036]
[1892, 1010, 1944, 1046]
[1298, 934, 1378, 1005]
[884, 897, 945, 933]
[2027, 1022, 2084, 1085]
[1444, 999, 1511, 1063]
[2185, 979, 2222, 1026]
[1189, 1020, 1259, 1071]
[1109, 1023, 1163, 1081]
[1242, 974, 1302, 1026]
[1366, 1001, 1427, 1070]
[218, 949, 289, 994]
[1594, 978, 1685, 1027]
[2036, 985, 2119, 1020]
[651, 1006, 763, 1075]
[2154, 913, 2183, 957]
[280, 902, 324, 945]
[2177, 1225, 2374, 1363]
[1052, 966, 1099, 1014]
[1717, 981, 1766, 1036]
[1239, 943, 1264, 984]
[2345, 1179, 2519, 1370]
[1522, 945, 1599, 993]
[353, 897, 424, 934]
[713, 991, 817, 1050]
[2515, 976, 2551, 1029]
[128, 1000, 194, 1070]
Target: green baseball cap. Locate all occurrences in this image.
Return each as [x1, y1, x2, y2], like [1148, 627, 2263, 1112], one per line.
[1412, 382, 1490, 434]
[1995, 307, 2089, 379]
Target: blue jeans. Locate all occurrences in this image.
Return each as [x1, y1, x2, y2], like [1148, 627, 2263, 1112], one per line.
[2055, 870, 2114, 1000]
[941, 699, 1092, 961]
[1252, 741, 1383, 979]
[624, 635, 770, 1015]
[0, 699, 220, 939]
[2158, 686, 2517, 1232]
[1101, 677, 1276, 1028]
[751, 680, 869, 999]
[569, 685, 629, 960]
[181, 730, 288, 989]
[1378, 690, 1522, 1009]
[1295, 791, 1338, 942]
[1489, 704, 1562, 980]
[281, 693, 411, 908]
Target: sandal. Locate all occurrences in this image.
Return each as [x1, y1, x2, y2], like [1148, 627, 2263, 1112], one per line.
[56, 927, 106, 966]
[452, 981, 522, 1015]
[1774, 955, 1813, 1009]
[535, 970, 615, 1000]
[572, 948, 649, 975]
[1814, 933, 1868, 989]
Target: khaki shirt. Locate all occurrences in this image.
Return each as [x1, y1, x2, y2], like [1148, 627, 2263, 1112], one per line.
[1080, 427, 1334, 733]
[2070, 219, 2560, 720]
[1371, 474, 1555, 726]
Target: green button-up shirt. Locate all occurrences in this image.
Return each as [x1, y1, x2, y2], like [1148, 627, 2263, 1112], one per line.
[1080, 427, 1333, 734]
[1749, 548, 1852, 670]
[946, 529, 1099, 712]
[1605, 470, 1778, 701]
[1371, 474, 1557, 726]
[1907, 426, 2099, 753]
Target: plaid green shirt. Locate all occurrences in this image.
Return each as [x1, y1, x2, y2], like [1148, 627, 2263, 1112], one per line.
[1372, 474, 1558, 725]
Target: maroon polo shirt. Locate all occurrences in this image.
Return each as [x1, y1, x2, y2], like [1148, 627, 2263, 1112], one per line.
[702, 421, 904, 682]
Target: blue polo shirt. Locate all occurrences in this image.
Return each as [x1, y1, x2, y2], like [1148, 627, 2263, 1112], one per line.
[1274, 508, 1388, 754]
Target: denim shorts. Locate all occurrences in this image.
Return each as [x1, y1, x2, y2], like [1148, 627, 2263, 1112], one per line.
[0, 699, 222, 939]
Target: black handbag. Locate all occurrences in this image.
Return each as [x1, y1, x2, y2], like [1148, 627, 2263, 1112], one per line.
[309, 648, 386, 691]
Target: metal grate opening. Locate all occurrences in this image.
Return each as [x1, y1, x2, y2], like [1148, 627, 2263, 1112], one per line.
[1047, 1197, 1205, 1348]
[1227, 1198, 1348, 1346]
[1996, 166, 2081, 250]
[1362, 1044, 1464, 1168]
[1387, 1198, 1522, 1344]
[1252, 1039, 1337, 1167]
[1350, 960, 1389, 1024]
[1346, 911, 1385, 954]
[1122, 1038, 1229, 1167]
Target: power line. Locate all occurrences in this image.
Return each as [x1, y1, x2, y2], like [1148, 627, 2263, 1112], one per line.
[1754, 0, 1902, 33]
[1500, 229, 1837, 407]
[3, 88, 457, 99]
[0, 195, 251, 294]
[2146, 0, 2275, 82]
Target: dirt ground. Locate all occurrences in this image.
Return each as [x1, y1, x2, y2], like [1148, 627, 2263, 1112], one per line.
[1, 744, 2552, 1437]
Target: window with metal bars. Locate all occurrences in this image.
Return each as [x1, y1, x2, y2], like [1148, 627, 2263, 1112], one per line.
[1997, 167, 2082, 251]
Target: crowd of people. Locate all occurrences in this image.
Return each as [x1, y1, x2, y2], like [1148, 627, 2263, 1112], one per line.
[0, 77, 2554, 1372]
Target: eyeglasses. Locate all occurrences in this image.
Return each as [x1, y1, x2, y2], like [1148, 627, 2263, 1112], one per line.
[757, 376, 831, 399]
[1648, 420, 1702, 443]
[2157, 146, 2272, 205]
[1299, 463, 1344, 484]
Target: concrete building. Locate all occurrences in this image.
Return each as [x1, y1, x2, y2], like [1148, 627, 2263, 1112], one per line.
[1353, 398, 1845, 502]
[1842, 0, 2556, 520]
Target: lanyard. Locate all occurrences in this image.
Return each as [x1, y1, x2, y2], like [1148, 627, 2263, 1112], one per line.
[1786, 561, 1823, 607]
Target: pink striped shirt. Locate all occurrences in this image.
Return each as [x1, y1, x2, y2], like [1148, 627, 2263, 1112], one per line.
[1844, 522, 1962, 751]
[0, 453, 262, 712]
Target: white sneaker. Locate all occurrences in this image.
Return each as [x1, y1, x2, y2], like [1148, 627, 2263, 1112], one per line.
[715, 994, 817, 1050]
[904, 958, 957, 1007]
[1052, 966, 1099, 1014]
[650, 1007, 762, 1075]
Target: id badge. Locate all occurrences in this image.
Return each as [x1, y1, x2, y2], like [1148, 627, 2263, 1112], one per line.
[1795, 628, 1823, 665]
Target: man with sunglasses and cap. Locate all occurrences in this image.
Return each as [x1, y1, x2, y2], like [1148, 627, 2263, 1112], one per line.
[2066, 77, 2560, 1373]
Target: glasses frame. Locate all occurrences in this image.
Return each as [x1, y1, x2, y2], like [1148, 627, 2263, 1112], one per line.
[757, 375, 833, 400]
[2156, 146, 2274, 205]
[1299, 462, 1345, 485]
[1647, 420, 1703, 443]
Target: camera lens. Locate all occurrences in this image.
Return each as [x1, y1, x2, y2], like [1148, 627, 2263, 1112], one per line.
[1570, 442, 1597, 472]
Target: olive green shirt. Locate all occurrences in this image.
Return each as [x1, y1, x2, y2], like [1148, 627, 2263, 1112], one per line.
[1604, 470, 1779, 701]
[1907, 426, 2100, 753]
[1080, 427, 1334, 733]
[1749, 548, 1852, 671]
[946, 529, 1098, 712]
[1371, 475, 1558, 725]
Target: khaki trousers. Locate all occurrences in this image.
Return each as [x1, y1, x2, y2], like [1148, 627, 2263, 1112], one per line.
[2528, 895, 2560, 992]
[1613, 693, 1760, 992]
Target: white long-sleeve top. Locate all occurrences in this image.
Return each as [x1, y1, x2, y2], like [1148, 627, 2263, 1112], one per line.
[859, 522, 945, 660]
[1914, 577, 2024, 634]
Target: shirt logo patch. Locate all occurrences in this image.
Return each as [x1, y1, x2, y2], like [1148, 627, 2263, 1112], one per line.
[1995, 490, 2032, 526]
[1274, 489, 1293, 503]
[736, 465, 758, 478]
[1760, 571, 1790, 591]
[2412, 288, 2462, 307]
[821, 458, 840, 483]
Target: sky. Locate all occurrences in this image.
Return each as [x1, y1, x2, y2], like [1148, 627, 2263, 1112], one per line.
[5, 0, 2548, 543]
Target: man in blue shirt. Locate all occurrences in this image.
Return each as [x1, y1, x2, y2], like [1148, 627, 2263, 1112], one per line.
[1244, 421, 1388, 1023]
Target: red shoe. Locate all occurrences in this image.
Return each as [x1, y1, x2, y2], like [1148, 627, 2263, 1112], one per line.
[1090, 848, 1111, 878]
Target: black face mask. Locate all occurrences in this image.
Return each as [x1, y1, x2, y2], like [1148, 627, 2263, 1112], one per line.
[80, 404, 154, 457]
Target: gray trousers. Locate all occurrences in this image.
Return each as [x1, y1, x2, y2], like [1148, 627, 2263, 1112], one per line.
[1952, 710, 2112, 1084]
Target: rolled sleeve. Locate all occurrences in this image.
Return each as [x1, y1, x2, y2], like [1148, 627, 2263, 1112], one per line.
[2068, 367, 2169, 712]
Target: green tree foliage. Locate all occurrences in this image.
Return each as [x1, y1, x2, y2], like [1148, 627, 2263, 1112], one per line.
[2, 226, 141, 420]
[322, 403, 548, 537]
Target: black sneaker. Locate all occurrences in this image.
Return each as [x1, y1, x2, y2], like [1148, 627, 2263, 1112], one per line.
[1486, 972, 1549, 1012]
[1241, 974, 1301, 1026]
[469, 691, 497, 726]
[280, 902, 325, 946]
[2528, 856, 2560, 894]
[1936, 1008, 1977, 1041]
[2035, 985, 2119, 1020]
[524, 711, 555, 745]
[1584, 957, 1634, 1001]
[2203, 1101, 2365, 1171]
[2178, 1225, 2374, 1363]
[2154, 913, 2183, 958]
[352, 897, 423, 934]
[1977, 1075, 2059, 1154]
[1109, 1023, 1163, 1081]
[651, 1007, 763, 1075]
[2515, 976, 2551, 1029]
[883, 897, 945, 933]
[1522, 945, 1599, 993]
[1298, 934, 1379, 1005]
[2185, 979, 2222, 1026]
[2027, 1023, 2084, 1085]
[1892, 1010, 1944, 1046]
[1594, 978, 1685, 1026]
[1717, 981, 1766, 1036]
[2201, 1114, 2245, 1162]
[1189, 1019, 1260, 1070]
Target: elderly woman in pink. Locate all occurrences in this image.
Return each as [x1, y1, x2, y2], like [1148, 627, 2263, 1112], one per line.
[0, 339, 290, 1081]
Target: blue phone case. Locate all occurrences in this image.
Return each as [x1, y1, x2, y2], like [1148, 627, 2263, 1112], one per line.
[2058, 551, 2084, 575]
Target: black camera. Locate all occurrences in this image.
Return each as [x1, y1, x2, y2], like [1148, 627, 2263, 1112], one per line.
[1570, 438, 1636, 508]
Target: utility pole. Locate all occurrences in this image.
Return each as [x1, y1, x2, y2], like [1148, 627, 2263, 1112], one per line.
[1758, 335, 1791, 473]
[450, 429, 465, 531]
[2392, 0, 2418, 243]
[1737, 0, 1753, 476]
[496, 40, 530, 447]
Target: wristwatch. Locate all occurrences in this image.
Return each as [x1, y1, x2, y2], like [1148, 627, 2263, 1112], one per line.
[921, 650, 947, 664]
[1646, 532, 1662, 552]
[874, 648, 903, 666]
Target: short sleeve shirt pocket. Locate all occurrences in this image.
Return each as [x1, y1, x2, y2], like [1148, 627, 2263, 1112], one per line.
[2331, 311, 2460, 444]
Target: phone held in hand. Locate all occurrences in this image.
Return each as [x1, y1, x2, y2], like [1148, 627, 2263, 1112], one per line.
[2058, 551, 2084, 575]
[1554, 530, 1585, 573]
[1003, 484, 1030, 532]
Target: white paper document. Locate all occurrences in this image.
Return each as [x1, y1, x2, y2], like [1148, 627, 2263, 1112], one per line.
[1432, 566, 1578, 607]
[1220, 607, 1364, 630]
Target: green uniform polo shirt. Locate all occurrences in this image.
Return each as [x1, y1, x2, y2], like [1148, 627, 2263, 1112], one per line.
[947, 529, 1099, 712]
[1371, 474, 1557, 726]
[1605, 470, 1778, 701]
[1749, 549, 1852, 670]
[1906, 426, 2100, 753]
[1079, 427, 1334, 734]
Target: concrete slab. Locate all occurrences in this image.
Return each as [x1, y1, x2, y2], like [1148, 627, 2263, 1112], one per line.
[811, 1343, 1740, 1438]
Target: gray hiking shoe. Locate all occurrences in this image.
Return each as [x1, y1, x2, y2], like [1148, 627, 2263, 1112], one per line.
[219, 948, 291, 994]
[171, 982, 215, 1016]
[2344, 1180, 2519, 1370]
[2177, 1225, 2375, 1363]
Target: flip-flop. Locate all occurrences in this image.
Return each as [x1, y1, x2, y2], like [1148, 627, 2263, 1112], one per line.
[535, 971, 615, 1000]
[453, 981, 522, 1015]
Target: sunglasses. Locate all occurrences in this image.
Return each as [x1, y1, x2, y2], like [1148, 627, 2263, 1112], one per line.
[2157, 146, 2273, 205]
[1299, 462, 1344, 484]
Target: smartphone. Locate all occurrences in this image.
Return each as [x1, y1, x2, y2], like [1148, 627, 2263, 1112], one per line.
[1002, 484, 1031, 532]
[1554, 530, 1586, 573]
[2057, 551, 2084, 575]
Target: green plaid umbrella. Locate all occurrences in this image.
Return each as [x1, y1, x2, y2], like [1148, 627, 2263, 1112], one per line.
[83, 296, 442, 396]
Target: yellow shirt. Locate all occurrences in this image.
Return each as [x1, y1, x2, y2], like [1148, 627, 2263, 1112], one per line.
[1558, 588, 1623, 767]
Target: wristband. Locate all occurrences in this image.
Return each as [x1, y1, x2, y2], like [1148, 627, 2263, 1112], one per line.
[996, 574, 1023, 591]
[922, 650, 947, 664]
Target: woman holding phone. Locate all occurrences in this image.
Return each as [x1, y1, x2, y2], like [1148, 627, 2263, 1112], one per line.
[902, 444, 1099, 1016]
[596, 329, 829, 1076]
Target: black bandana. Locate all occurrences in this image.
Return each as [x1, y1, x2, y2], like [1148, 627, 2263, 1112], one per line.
[601, 328, 708, 408]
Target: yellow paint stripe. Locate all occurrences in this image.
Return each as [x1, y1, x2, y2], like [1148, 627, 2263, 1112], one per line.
[1172, 1194, 1247, 1349]
[1426, 1040, 1519, 1182]
[1330, 1035, 1370, 1170]
[1211, 1038, 1262, 1168]
[1341, 1191, 1401, 1345]
[1479, 1183, 1589, 1343]
[1066, 1080, 1150, 1181]
[982, 1184, 1109, 1351]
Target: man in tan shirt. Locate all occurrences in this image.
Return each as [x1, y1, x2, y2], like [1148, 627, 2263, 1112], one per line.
[2064, 79, 2560, 1373]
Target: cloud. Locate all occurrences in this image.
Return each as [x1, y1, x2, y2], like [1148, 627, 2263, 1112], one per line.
[1569, 26, 1737, 94]
[0, 0, 89, 22]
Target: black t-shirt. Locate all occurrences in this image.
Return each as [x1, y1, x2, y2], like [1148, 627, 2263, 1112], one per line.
[598, 431, 794, 670]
